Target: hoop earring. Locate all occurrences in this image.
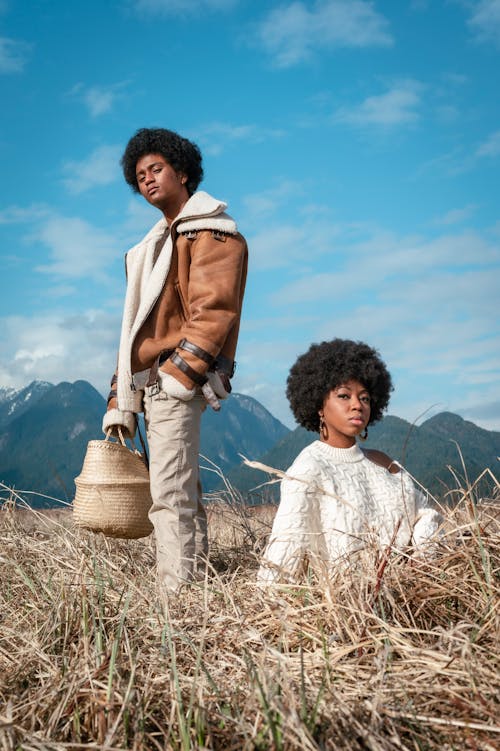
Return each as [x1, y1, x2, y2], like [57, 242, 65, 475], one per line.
[359, 427, 368, 441]
[319, 414, 328, 441]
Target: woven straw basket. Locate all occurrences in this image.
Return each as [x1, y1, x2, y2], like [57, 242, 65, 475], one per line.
[73, 432, 153, 539]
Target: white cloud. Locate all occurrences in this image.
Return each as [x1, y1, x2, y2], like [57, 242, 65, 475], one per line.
[433, 205, 477, 225]
[416, 146, 470, 179]
[256, 0, 392, 68]
[441, 72, 468, 87]
[194, 122, 285, 156]
[85, 88, 117, 117]
[248, 220, 341, 271]
[234, 339, 303, 427]
[271, 228, 500, 304]
[133, 0, 237, 15]
[272, 271, 339, 305]
[0, 310, 121, 395]
[249, 225, 305, 271]
[333, 80, 423, 127]
[435, 104, 460, 123]
[202, 122, 285, 142]
[418, 129, 500, 178]
[250, 220, 490, 279]
[249, 219, 499, 431]
[243, 180, 303, 220]
[61, 144, 122, 194]
[0, 204, 50, 224]
[385, 269, 498, 322]
[235, 378, 295, 429]
[460, 400, 500, 432]
[123, 197, 158, 235]
[1, 199, 158, 286]
[43, 284, 78, 299]
[70, 81, 129, 117]
[476, 129, 500, 158]
[0, 36, 30, 73]
[316, 302, 499, 426]
[33, 215, 120, 281]
[468, 0, 500, 46]
[1, 215, 498, 435]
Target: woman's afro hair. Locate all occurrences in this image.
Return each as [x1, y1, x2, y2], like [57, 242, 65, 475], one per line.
[286, 338, 393, 433]
[121, 128, 203, 196]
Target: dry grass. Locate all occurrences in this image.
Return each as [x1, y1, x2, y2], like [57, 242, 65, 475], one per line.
[0, 477, 499, 751]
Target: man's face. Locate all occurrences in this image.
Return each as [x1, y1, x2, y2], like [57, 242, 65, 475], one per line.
[135, 153, 188, 212]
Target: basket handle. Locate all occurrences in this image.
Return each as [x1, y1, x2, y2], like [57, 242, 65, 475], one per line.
[105, 426, 137, 451]
[104, 427, 149, 469]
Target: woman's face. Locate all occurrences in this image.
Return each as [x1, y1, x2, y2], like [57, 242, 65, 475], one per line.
[319, 379, 371, 448]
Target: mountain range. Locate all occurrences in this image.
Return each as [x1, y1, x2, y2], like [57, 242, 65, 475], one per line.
[226, 413, 500, 503]
[0, 380, 498, 507]
[0, 380, 288, 506]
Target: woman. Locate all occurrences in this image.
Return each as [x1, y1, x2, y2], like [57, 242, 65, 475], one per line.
[258, 339, 440, 584]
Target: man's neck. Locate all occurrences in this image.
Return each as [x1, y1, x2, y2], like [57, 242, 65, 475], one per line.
[163, 196, 189, 226]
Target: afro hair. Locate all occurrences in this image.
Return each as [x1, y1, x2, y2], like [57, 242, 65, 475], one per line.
[286, 338, 393, 433]
[121, 128, 203, 196]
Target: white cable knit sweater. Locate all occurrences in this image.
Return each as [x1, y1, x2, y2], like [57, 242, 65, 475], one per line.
[258, 441, 440, 583]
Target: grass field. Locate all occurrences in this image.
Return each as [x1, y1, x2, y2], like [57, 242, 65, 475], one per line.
[0, 475, 498, 750]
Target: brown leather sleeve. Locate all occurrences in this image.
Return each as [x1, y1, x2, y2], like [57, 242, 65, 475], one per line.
[162, 231, 248, 389]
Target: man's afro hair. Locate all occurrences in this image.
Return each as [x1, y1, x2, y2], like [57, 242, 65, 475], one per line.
[286, 338, 393, 433]
[121, 127, 203, 196]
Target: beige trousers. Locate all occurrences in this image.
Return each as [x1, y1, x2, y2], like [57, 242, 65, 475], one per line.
[143, 386, 208, 592]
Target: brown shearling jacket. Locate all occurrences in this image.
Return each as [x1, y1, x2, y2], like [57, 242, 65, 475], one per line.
[106, 191, 247, 415]
[132, 227, 248, 388]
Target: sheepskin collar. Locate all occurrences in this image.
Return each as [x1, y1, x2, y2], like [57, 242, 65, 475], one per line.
[130, 191, 237, 252]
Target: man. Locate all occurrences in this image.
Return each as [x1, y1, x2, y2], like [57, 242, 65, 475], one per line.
[103, 128, 248, 593]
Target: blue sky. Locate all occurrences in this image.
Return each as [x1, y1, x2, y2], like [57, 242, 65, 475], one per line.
[0, 0, 499, 432]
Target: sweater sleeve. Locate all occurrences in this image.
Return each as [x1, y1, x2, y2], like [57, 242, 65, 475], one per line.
[258, 467, 321, 584]
[411, 486, 441, 550]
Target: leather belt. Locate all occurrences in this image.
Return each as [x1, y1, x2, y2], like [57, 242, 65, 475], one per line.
[146, 344, 236, 389]
[146, 349, 174, 388]
[159, 349, 174, 366]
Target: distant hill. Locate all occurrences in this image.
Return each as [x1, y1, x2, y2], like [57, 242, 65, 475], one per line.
[225, 413, 500, 503]
[0, 380, 289, 506]
[1, 380, 498, 507]
[200, 392, 289, 491]
[0, 381, 53, 429]
[0, 380, 106, 503]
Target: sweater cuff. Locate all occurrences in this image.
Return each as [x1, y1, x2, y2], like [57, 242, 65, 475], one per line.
[102, 408, 136, 438]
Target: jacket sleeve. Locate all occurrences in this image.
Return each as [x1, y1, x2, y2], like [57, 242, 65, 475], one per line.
[102, 249, 136, 437]
[102, 368, 136, 438]
[258, 471, 320, 584]
[161, 231, 248, 389]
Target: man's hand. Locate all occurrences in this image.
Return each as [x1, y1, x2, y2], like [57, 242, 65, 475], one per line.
[102, 408, 136, 439]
